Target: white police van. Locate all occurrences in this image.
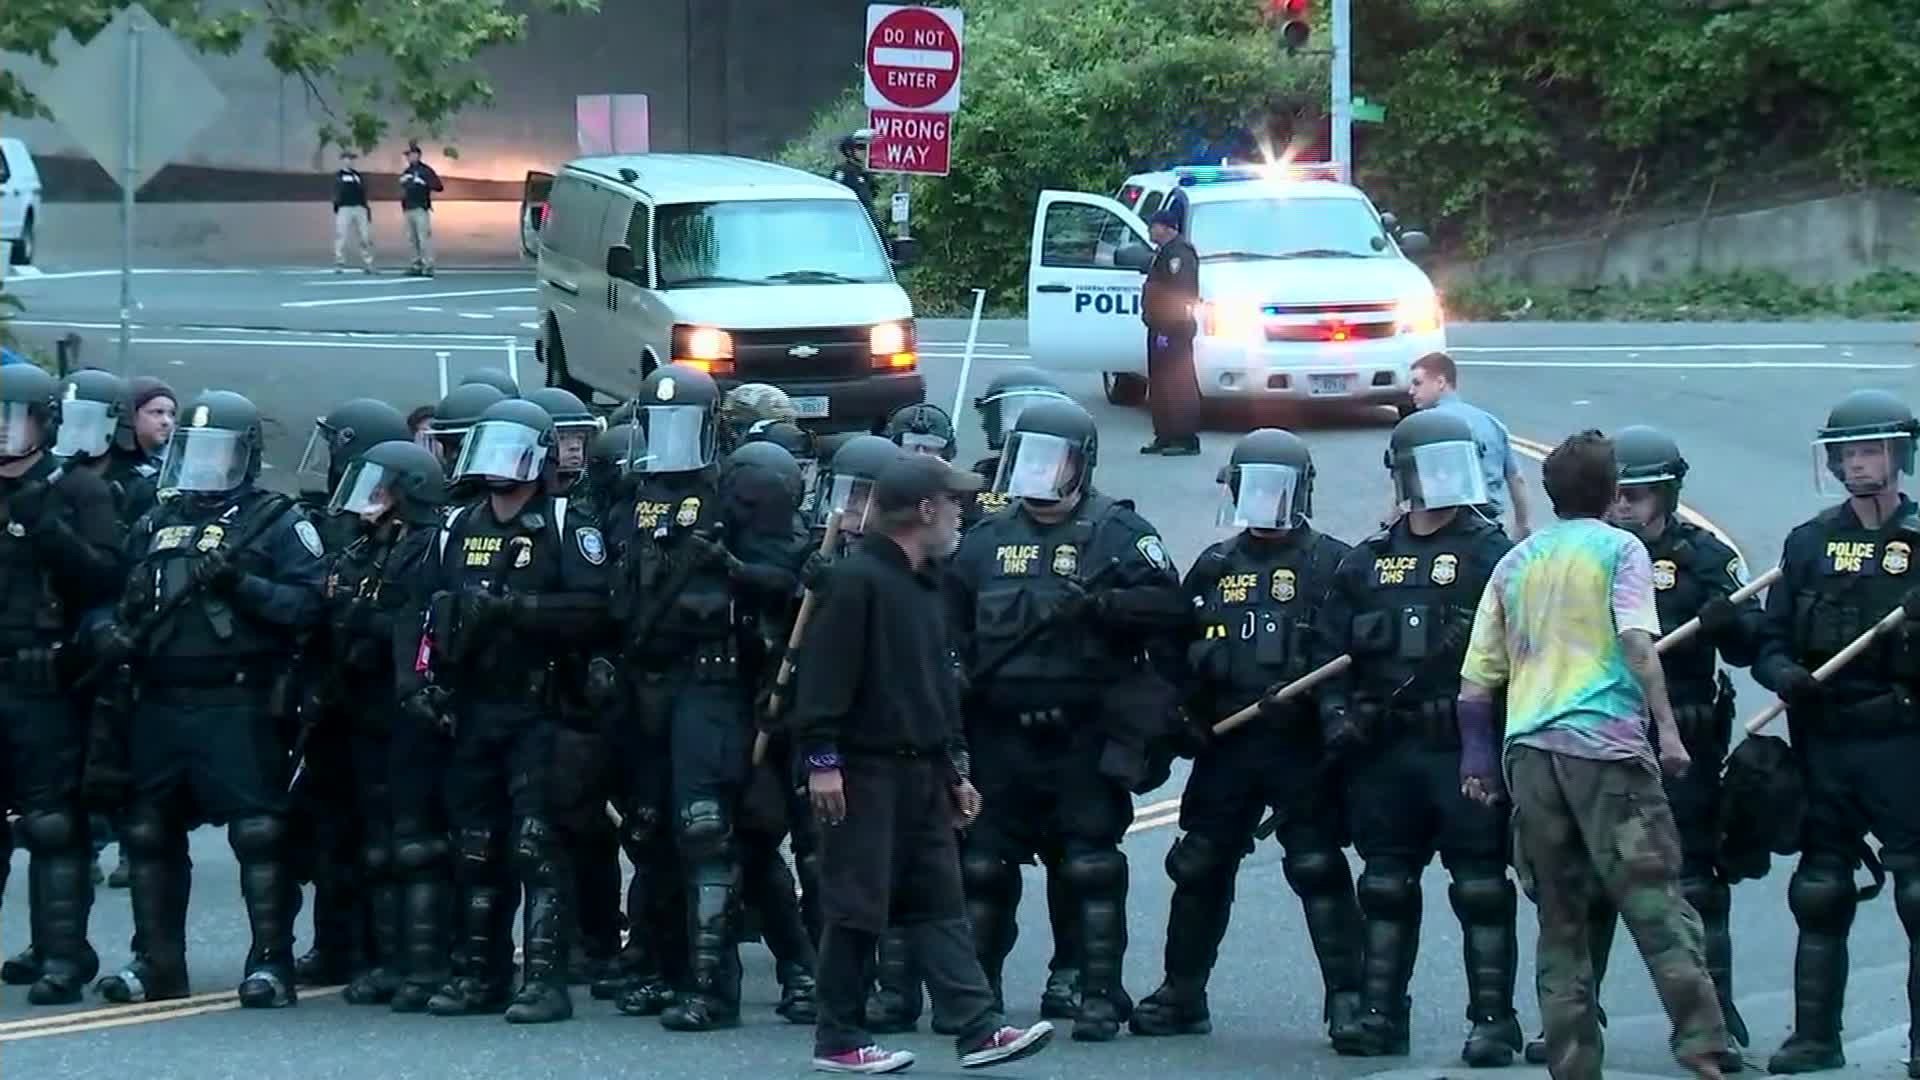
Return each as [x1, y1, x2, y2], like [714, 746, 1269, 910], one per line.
[1026, 163, 1445, 414]
[534, 154, 924, 431]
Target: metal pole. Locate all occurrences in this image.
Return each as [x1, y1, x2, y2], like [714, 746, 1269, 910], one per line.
[118, 17, 144, 373]
[950, 288, 985, 421]
[506, 337, 520, 389]
[436, 350, 451, 400]
[1330, 0, 1353, 183]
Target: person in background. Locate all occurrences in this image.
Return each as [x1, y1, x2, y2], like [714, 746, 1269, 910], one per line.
[1457, 429, 1727, 1080]
[829, 136, 877, 226]
[1404, 353, 1536, 538]
[332, 149, 375, 274]
[399, 142, 444, 278]
[1141, 208, 1201, 457]
[406, 405, 436, 446]
[0, 345, 29, 366]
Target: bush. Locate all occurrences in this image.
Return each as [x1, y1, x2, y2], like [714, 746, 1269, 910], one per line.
[1443, 269, 1920, 321]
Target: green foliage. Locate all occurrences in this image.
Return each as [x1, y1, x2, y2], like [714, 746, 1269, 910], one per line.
[1444, 269, 1920, 321]
[0, 0, 602, 152]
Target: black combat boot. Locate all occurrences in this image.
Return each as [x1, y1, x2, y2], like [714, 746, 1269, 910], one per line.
[427, 884, 514, 1016]
[1070, 852, 1133, 1043]
[1, 946, 41, 986]
[294, 875, 360, 987]
[505, 885, 573, 1024]
[343, 881, 402, 1005]
[1453, 877, 1522, 1067]
[615, 864, 684, 1017]
[26, 841, 100, 1005]
[391, 878, 450, 1013]
[1767, 930, 1849, 1074]
[1129, 861, 1231, 1037]
[866, 927, 923, 1033]
[659, 857, 742, 1032]
[1333, 911, 1418, 1057]
[1130, 974, 1210, 1036]
[236, 836, 301, 1009]
[776, 960, 819, 1025]
[1041, 856, 1082, 1020]
[1287, 851, 1366, 1048]
[96, 851, 192, 1004]
[745, 848, 819, 1026]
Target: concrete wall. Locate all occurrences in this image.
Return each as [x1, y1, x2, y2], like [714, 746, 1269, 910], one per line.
[2, 0, 867, 191]
[33, 201, 526, 269]
[1458, 189, 1920, 288]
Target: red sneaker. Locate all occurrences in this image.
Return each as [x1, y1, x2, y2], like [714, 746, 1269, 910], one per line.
[812, 1044, 916, 1073]
[960, 1021, 1055, 1068]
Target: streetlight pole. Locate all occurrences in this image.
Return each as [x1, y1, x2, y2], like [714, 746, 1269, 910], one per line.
[1330, 0, 1352, 183]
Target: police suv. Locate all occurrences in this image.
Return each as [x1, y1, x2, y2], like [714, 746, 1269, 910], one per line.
[1026, 163, 1444, 414]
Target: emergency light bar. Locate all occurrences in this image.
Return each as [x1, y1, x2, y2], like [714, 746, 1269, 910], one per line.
[1173, 162, 1344, 186]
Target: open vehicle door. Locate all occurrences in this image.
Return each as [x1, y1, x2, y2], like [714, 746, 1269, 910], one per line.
[1025, 190, 1152, 391]
[520, 170, 555, 258]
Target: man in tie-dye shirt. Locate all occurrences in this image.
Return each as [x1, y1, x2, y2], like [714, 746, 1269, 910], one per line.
[1456, 430, 1728, 1080]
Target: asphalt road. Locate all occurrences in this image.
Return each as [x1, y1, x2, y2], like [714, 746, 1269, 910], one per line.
[3, 266, 1919, 1078]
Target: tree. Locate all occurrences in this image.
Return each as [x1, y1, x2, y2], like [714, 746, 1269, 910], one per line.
[0, 0, 602, 154]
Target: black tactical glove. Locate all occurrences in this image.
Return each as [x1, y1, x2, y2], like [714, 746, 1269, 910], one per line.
[1172, 704, 1213, 759]
[1320, 701, 1366, 756]
[91, 621, 137, 668]
[5, 480, 52, 534]
[1697, 596, 1740, 641]
[456, 587, 517, 629]
[189, 550, 241, 593]
[686, 533, 734, 569]
[801, 550, 834, 592]
[1776, 665, 1824, 708]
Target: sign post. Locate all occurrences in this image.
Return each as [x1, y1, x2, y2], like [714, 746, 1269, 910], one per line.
[863, 4, 963, 179]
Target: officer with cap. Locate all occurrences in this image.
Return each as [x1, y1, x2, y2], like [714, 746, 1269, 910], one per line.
[460, 368, 521, 399]
[1312, 408, 1519, 1064]
[949, 397, 1191, 1041]
[423, 383, 510, 484]
[606, 362, 800, 1030]
[1140, 207, 1201, 457]
[317, 439, 449, 1008]
[107, 376, 178, 528]
[1131, 428, 1365, 1046]
[415, 397, 611, 1024]
[1754, 389, 1920, 1076]
[1510, 426, 1760, 1069]
[0, 365, 124, 1005]
[93, 390, 328, 1009]
[829, 135, 877, 222]
[885, 402, 958, 462]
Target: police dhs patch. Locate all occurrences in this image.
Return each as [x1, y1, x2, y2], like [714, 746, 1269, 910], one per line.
[1137, 534, 1172, 571]
[1272, 569, 1297, 602]
[577, 527, 607, 566]
[1652, 559, 1677, 591]
[1885, 541, 1911, 575]
[1052, 544, 1078, 576]
[294, 520, 325, 558]
[676, 497, 701, 528]
[1430, 553, 1457, 586]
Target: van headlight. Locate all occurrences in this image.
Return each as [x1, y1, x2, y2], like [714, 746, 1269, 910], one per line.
[1198, 300, 1264, 340]
[671, 325, 736, 375]
[1395, 290, 1444, 335]
[870, 320, 917, 371]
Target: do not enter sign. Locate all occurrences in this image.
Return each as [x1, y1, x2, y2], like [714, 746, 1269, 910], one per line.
[864, 4, 964, 113]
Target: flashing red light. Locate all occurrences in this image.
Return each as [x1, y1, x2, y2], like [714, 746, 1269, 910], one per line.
[1277, 0, 1311, 50]
[1281, 0, 1308, 15]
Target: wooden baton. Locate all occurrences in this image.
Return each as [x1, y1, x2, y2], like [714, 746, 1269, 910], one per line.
[1212, 654, 1352, 736]
[753, 511, 843, 766]
[1744, 603, 1908, 735]
[1655, 566, 1782, 654]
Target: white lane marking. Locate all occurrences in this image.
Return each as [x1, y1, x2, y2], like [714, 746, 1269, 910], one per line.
[302, 277, 438, 288]
[520, 321, 540, 330]
[1451, 342, 1832, 353]
[1459, 359, 1911, 370]
[457, 312, 495, 320]
[281, 286, 535, 308]
[496, 305, 538, 313]
[6, 265, 43, 279]
[4, 268, 266, 281]
[86, 337, 527, 352]
[406, 306, 444, 313]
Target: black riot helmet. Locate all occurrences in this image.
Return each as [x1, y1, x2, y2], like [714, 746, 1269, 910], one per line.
[1384, 408, 1487, 512]
[815, 433, 902, 531]
[453, 398, 556, 487]
[1217, 427, 1314, 529]
[1612, 424, 1687, 514]
[586, 421, 645, 514]
[524, 386, 602, 479]
[723, 440, 807, 529]
[884, 402, 958, 461]
[632, 363, 721, 473]
[52, 368, 129, 460]
[993, 397, 1097, 503]
[329, 439, 448, 525]
[159, 390, 265, 495]
[426, 383, 508, 476]
[460, 367, 522, 398]
[0, 363, 61, 461]
[298, 397, 410, 492]
[1813, 388, 1918, 498]
[973, 365, 1069, 451]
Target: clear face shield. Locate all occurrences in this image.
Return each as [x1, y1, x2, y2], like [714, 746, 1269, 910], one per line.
[296, 420, 341, 485]
[157, 428, 249, 494]
[1813, 433, 1910, 499]
[452, 420, 548, 484]
[1393, 440, 1488, 511]
[988, 388, 1065, 443]
[992, 431, 1079, 501]
[898, 431, 949, 457]
[51, 399, 113, 459]
[637, 406, 712, 473]
[1219, 463, 1303, 530]
[329, 458, 402, 522]
[813, 474, 875, 533]
[0, 403, 45, 458]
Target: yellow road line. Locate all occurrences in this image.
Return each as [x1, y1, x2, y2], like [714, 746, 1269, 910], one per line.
[0, 984, 343, 1038]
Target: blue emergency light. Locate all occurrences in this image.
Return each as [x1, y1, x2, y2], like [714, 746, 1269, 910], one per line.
[1173, 162, 1344, 186]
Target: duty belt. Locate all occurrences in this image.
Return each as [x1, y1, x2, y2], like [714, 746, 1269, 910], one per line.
[1012, 707, 1071, 731]
[138, 657, 275, 689]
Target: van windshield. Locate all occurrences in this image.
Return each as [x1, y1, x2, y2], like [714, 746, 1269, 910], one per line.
[1188, 197, 1391, 260]
[655, 199, 894, 288]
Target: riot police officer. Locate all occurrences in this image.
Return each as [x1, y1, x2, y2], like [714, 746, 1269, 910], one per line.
[1754, 389, 1920, 1076]
[966, 367, 1069, 529]
[1514, 426, 1760, 1069]
[585, 423, 646, 525]
[525, 387, 600, 497]
[422, 383, 510, 481]
[1131, 429, 1364, 1045]
[460, 368, 522, 398]
[319, 439, 449, 1007]
[0, 365, 124, 1005]
[95, 390, 328, 1008]
[296, 398, 412, 522]
[885, 402, 957, 461]
[720, 383, 798, 457]
[1312, 408, 1519, 1064]
[608, 363, 799, 1030]
[948, 397, 1190, 1041]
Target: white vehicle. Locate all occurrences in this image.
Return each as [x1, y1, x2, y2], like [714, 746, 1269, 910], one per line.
[1026, 163, 1444, 413]
[0, 138, 43, 266]
[533, 154, 924, 431]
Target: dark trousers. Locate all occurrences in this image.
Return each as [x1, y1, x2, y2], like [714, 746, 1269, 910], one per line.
[813, 754, 999, 1055]
[1146, 329, 1199, 446]
[1, 686, 97, 983]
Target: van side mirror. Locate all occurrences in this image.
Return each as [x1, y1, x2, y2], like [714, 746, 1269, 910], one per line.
[1379, 212, 1399, 231]
[1115, 243, 1155, 272]
[888, 236, 921, 267]
[606, 244, 637, 280]
[1397, 231, 1431, 255]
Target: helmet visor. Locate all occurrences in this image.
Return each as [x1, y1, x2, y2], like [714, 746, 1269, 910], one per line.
[452, 420, 547, 483]
[1395, 440, 1488, 511]
[813, 474, 874, 532]
[986, 387, 1067, 440]
[1219, 463, 1303, 530]
[52, 399, 112, 458]
[0, 403, 43, 457]
[637, 406, 711, 473]
[158, 428, 249, 493]
[296, 422, 337, 483]
[1812, 432, 1910, 498]
[899, 431, 949, 456]
[993, 431, 1076, 500]
[329, 458, 401, 517]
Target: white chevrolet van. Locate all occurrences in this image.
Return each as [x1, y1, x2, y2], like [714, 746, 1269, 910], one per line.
[533, 154, 925, 432]
[0, 138, 43, 266]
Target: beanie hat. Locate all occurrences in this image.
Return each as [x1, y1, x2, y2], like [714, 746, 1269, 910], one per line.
[130, 376, 177, 412]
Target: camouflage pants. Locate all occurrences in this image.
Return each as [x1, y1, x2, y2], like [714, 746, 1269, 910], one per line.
[1507, 745, 1726, 1079]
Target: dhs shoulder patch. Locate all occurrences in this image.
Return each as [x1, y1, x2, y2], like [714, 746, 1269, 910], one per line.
[576, 526, 607, 566]
[1136, 534, 1172, 572]
[1726, 555, 1749, 588]
[294, 518, 325, 558]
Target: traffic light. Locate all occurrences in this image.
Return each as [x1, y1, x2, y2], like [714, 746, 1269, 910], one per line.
[1275, 0, 1310, 51]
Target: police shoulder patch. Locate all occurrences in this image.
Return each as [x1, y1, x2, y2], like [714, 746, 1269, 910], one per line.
[1726, 555, 1749, 588]
[1136, 533, 1172, 572]
[576, 526, 607, 565]
[294, 519, 325, 558]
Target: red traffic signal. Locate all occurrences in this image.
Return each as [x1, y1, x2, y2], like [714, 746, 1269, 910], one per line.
[1276, 0, 1310, 51]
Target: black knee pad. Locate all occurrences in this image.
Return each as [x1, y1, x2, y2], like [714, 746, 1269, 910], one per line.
[1063, 850, 1127, 899]
[18, 809, 80, 854]
[961, 851, 1020, 902]
[1787, 858, 1856, 933]
[454, 827, 501, 869]
[362, 837, 394, 879]
[229, 816, 288, 863]
[1282, 848, 1349, 898]
[1680, 875, 1729, 921]
[1448, 872, 1517, 926]
[394, 834, 449, 876]
[512, 817, 559, 883]
[119, 807, 176, 859]
[1165, 834, 1235, 888]
[1356, 861, 1420, 920]
[677, 800, 732, 864]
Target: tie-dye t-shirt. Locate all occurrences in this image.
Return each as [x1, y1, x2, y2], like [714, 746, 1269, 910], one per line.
[1459, 517, 1662, 765]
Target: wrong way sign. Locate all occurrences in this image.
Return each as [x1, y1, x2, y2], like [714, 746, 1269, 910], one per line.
[868, 109, 951, 176]
[864, 5, 964, 113]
